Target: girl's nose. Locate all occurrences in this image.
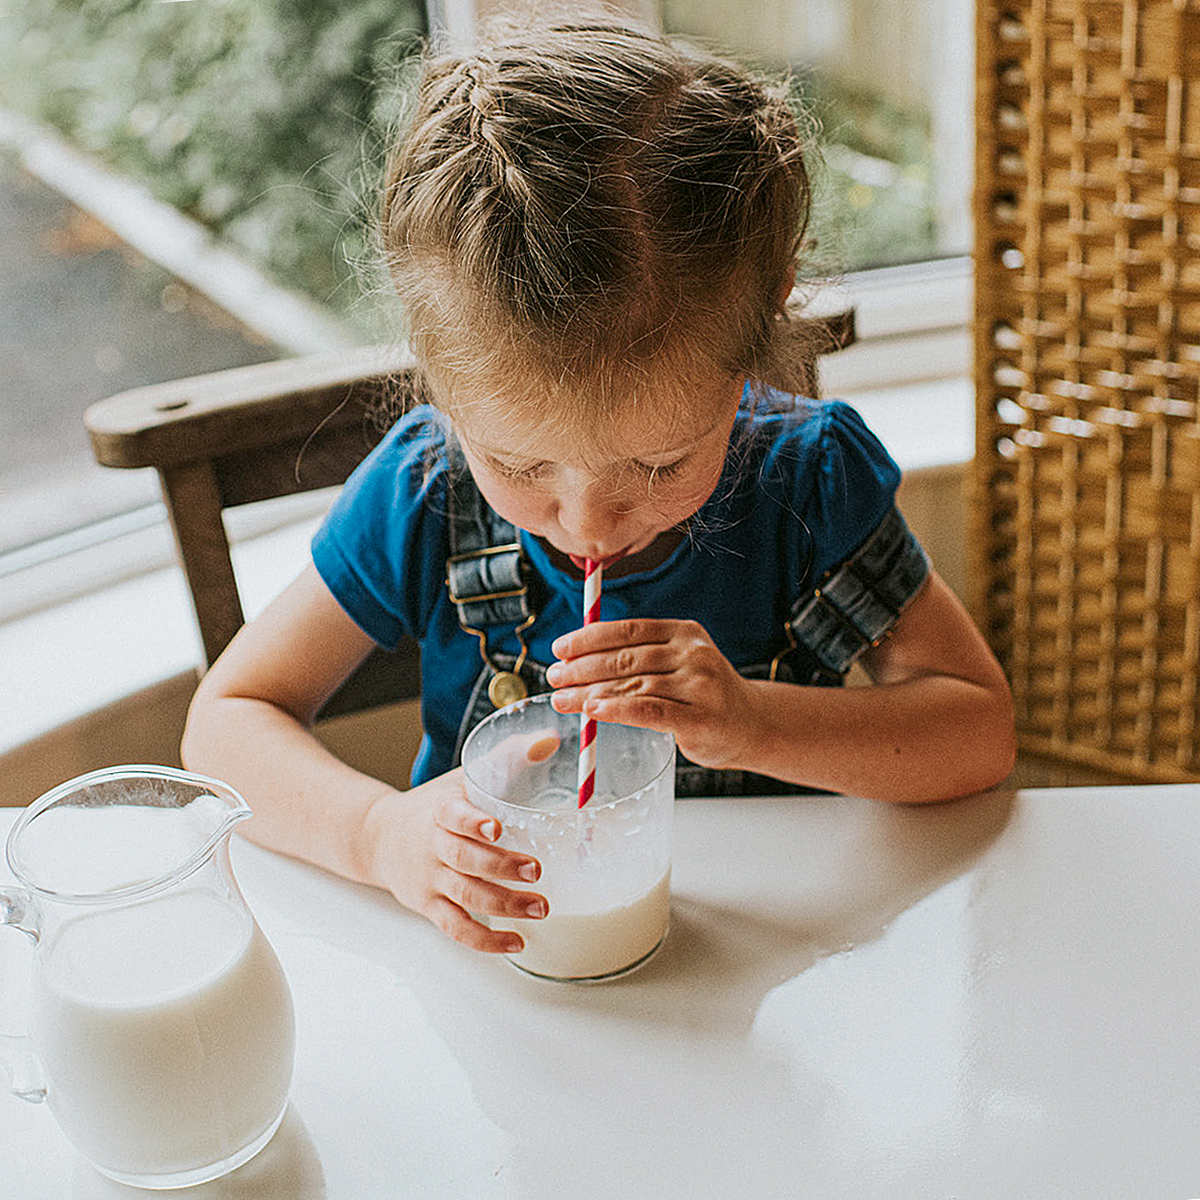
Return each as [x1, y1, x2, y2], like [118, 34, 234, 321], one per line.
[557, 479, 630, 551]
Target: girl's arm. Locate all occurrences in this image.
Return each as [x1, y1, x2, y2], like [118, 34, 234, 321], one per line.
[547, 570, 1016, 803]
[181, 564, 546, 951]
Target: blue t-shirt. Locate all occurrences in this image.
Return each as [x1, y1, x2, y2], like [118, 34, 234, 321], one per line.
[312, 388, 905, 785]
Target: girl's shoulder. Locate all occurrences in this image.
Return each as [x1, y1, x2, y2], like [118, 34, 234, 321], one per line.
[734, 389, 899, 491]
[366, 402, 451, 467]
[311, 404, 454, 648]
[728, 388, 902, 576]
[336, 403, 454, 506]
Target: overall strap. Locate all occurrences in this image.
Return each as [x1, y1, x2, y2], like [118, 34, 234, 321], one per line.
[444, 444, 547, 763]
[444, 441, 532, 630]
[675, 504, 930, 796]
[785, 504, 930, 678]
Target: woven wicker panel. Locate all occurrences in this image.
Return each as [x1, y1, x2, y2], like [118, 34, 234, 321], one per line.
[973, 0, 1200, 781]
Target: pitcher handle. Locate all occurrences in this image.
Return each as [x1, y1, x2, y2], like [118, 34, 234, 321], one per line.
[0, 885, 47, 1102]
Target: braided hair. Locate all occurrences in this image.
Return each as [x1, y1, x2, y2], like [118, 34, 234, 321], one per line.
[381, 14, 817, 422]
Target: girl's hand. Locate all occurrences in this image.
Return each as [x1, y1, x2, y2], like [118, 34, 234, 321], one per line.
[547, 618, 754, 769]
[362, 766, 548, 954]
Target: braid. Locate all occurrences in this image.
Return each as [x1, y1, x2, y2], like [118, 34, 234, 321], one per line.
[463, 63, 520, 188]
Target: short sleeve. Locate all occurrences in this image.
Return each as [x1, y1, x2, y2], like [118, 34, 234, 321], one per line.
[789, 402, 904, 579]
[778, 402, 930, 676]
[310, 407, 450, 650]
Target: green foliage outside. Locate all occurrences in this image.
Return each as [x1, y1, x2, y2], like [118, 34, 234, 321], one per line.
[800, 73, 939, 274]
[0, 0, 937, 340]
[0, 0, 426, 339]
[658, 7, 942, 274]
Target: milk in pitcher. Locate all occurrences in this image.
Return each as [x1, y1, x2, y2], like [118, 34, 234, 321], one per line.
[30, 887, 294, 1180]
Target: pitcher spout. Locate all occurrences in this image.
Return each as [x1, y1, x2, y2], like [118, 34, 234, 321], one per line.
[7, 765, 254, 905]
[208, 781, 253, 837]
[190, 770, 253, 866]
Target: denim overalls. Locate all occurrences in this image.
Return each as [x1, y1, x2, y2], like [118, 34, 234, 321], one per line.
[443, 447, 929, 797]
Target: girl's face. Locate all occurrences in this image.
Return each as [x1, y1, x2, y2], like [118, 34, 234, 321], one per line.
[453, 375, 743, 569]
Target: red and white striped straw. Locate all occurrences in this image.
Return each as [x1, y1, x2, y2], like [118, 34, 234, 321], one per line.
[577, 558, 603, 808]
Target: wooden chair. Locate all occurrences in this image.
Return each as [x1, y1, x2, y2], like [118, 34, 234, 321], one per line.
[972, 0, 1200, 782]
[85, 312, 855, 722]
[85, 344, 421, 720]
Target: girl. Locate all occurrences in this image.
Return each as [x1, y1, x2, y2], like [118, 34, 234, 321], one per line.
[182, 15, 1015, 954]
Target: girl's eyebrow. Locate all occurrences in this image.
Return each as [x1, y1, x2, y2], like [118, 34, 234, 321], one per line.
[634, 409, 731, 459]
[460, 400, 734, 463]
[637, 405, 737, 458]
[477, 436, 695, 468]
[479, 445, 543, 464]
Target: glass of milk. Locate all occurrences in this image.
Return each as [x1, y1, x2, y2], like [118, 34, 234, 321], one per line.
[462, 695, 675, 982]
[0, 765, 295, 1188]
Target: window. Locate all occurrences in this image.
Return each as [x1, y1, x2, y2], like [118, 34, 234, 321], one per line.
[0, 0, 426, 607]
[0, 1, 966, 573]
[660, 0, 972, 272]
[0, 141, 277, 580]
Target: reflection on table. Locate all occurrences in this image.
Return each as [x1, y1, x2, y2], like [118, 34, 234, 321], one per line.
[3, 784, 1199, 1198]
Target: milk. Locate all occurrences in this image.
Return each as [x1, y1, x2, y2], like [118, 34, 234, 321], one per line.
[509, 870, 671, 979]
[30, 887, 294, 1180]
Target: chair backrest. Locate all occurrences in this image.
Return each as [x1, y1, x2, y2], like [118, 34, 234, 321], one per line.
[86, 313, 855, 720]
[972, 0, 1200, 781]
[85, 344, 422, 717]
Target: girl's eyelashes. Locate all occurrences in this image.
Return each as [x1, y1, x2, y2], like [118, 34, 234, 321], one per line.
[634, 456, 688, 481]
[488, 455, 550, 481]
[481, 449, 691, 484]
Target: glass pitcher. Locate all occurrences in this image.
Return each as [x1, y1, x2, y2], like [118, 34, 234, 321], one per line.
[0, 765, 295, 1189]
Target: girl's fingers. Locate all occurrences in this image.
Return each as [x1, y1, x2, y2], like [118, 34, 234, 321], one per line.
[380, 774, 549, 954]
[551, 617, 676, 659]
[437, 826, 541, 883]
[488, 728, 562, 767]
[547, 642, 679, 688]
[426, 860, 549, 954]
[574, 692, 687, 732]
[425, 897, 527, 954]
[551, 681, 680, 715]
[435, 787, 507, 845]
[461, 730, 563, 802]
[436, 866, 547, 922]
[432, 791, 542, 883]
[424, 824, 548, 951]
[551, 656, 702, 712]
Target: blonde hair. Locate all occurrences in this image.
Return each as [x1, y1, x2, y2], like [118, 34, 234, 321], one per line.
[381, 14, 817, 424]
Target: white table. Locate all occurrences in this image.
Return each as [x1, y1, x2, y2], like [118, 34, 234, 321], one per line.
[3, 785, 1199, 1199]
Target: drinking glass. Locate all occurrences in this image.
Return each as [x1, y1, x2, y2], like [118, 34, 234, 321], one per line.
[462, 695, 675, 982]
